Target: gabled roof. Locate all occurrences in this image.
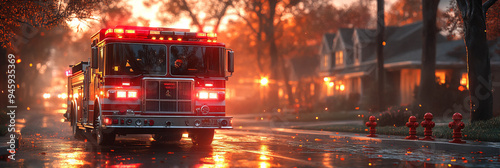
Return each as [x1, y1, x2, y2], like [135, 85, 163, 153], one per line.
[324, 33, 336, 50]
[338, 29, 355, 48]
[362, 21, 447, 61]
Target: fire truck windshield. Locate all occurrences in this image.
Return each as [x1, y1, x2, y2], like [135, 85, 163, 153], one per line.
[106, 43, 167, 75]
[170, 45, 223, 77]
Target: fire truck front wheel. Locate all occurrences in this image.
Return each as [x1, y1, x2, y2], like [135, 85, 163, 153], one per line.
[190, 129, 214, 145]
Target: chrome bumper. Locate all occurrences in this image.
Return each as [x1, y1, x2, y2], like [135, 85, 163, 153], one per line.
[101, 115, 233, 129]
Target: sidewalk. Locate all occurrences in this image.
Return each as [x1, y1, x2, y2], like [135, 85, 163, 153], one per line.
[271, 127, 500, 155]
[234, 119, 500, 155]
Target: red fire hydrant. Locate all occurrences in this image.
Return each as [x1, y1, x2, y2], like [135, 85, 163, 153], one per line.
[420, 113, 435, 141]
[405, 116, 419, 140]
[365, 116, 377, 137]
[448, 113, 466, 143]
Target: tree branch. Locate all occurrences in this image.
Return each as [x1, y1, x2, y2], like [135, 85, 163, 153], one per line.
[212, 0, 232, 33]
[180, 0, 203, 31]
[236, 12, 258, 34]
[456, 0, 468, 19]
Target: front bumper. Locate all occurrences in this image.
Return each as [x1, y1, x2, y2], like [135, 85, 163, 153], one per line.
[101, 115, 233, 129]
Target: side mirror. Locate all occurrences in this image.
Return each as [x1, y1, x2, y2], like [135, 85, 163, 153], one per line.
[91, 47, 98, 69]
[227, 50, 234, 73]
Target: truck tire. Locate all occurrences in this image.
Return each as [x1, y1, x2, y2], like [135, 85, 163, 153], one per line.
[153, 132, 182, 142]
[96, 127, 115, 145]
[95, 111, 115, 145]
[71, 104, 84, 139]
[190, 129, 214, 145]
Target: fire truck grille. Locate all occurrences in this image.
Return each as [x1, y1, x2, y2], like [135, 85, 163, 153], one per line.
[143, 79, 193, 114]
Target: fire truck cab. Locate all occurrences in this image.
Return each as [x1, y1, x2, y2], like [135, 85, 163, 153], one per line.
[65, 26, 234, 145]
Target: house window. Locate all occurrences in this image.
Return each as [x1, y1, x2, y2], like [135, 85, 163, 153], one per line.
[461, 73, 469, 89]
[335, 51, 343, 65]
[323, 54, 329, 68]
[435, 71, 446, 84]
[354, 45, 360, 64]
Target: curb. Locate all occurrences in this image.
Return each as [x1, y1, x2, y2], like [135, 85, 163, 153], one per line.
[269, 128, 500, 155]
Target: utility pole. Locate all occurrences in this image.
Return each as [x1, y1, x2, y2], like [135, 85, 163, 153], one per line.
[376, 0, 385, 112]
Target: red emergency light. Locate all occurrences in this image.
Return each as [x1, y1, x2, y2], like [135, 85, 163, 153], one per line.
[65, 70, 72, 76]
[101, 26, 217, 43]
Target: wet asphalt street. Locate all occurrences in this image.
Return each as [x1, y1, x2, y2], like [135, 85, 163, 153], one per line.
[1, 105, 499, 168]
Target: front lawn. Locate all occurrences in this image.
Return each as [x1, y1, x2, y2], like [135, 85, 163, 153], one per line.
[296, 116, 500, 142]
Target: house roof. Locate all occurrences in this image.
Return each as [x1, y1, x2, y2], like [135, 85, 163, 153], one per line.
[326, 21, 500, 78]
[324, 33, 336, 50]
[335, 63, 376, 78]
[384, 40, 466, 69]
[354, 29, 377, 43]
[369, 22, 447, 61]
[338, 28, 355, 48]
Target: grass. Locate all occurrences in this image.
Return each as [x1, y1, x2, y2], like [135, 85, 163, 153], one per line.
[270, 110, 368, 122]
[296, 116, 500, 142]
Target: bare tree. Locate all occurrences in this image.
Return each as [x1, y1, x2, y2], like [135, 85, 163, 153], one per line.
[155, 0, 232, 32]
[233, 0, 304, 108]
[455, 0, 498, 122]
[418, 0, 440, 112]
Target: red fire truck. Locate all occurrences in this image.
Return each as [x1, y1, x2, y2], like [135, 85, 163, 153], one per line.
[65, 26, 234, 145]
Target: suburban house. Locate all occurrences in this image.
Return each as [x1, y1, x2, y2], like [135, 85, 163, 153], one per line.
[318, 21, 500, 111]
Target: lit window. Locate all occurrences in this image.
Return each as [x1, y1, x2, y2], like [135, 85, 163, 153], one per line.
[461, 73, 468, 89]
[335, 51, 343, 65]
[435, 71, 446, 84]
[323, 54, 329, 68]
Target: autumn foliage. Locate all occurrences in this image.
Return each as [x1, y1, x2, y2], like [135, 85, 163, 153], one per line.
[0, 0, 103, 48]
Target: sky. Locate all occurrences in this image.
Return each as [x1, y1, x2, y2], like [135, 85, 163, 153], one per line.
[126, 0, 454, 32]
[66, 0, 455, 33]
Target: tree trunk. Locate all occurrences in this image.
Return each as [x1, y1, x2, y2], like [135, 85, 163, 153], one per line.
[265, 0, 280, 110]
[465, 1, 493, 121]
[418, 0, 440, 111]
[279, 54, 295, 106]
[455, 0, 497, 122]
[0, 46, 7, 106]
[376, 0, 385, 112]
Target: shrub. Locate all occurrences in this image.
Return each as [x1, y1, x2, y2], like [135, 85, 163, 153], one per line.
[414, 82, 469, 117]
[364, 104, 426, 126]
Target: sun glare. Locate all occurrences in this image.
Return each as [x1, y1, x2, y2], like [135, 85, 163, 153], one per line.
[129, 0, 191, 29]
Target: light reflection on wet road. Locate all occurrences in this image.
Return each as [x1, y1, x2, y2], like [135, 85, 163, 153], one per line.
[1, 107, 499, 168]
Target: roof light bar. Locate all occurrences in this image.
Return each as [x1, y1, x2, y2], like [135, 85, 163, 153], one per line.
[103, 26, 217, 42]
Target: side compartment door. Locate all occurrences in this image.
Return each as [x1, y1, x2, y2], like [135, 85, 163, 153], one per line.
[82, 66, 90, 124]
